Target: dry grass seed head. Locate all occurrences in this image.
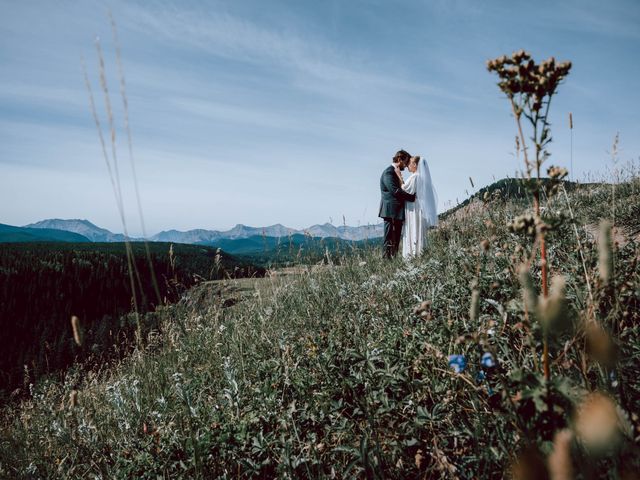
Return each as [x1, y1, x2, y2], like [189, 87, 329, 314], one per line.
[69, 389, 79, 408]
[71, 315, 83, 347]
[598, 220, 613, 285]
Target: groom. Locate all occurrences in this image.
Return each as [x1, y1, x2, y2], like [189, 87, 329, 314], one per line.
[379, 149, 416, 258]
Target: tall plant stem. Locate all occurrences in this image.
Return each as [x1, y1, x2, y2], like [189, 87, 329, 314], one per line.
[511, 99, 550, 383]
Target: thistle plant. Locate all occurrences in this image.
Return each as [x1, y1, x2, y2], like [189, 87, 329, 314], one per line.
[487, 50, 571, 382]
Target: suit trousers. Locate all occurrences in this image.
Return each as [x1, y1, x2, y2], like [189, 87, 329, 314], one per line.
[383, 218, 403, 258]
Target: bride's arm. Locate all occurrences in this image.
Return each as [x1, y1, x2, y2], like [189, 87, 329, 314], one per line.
[403, 174, 417, 194]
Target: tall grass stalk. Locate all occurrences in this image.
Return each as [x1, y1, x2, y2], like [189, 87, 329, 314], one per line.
[109, 12, 162, 306]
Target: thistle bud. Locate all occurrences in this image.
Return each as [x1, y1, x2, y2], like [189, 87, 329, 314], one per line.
[547, 429, 573, 480]
[585, 321, 617, 367]
[538, 275, 568, 331]
[518, 264, 538, 317]
[574, 391, 622, 453]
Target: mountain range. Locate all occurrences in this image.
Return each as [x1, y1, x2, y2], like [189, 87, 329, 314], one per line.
[0, 223, 91, 243]
[21, 219, 383, 244]
[26, 219, 129, 242]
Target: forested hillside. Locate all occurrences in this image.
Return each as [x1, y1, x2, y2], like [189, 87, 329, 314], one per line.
[0, 242, 263, 400]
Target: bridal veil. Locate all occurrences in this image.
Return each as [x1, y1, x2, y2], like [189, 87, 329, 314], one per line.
[417, 157, 438, 227]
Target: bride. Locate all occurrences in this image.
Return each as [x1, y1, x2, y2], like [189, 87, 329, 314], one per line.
[398, 155, 438, 258]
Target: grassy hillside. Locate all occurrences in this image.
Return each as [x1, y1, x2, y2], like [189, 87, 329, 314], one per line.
[1, 177, 639, 478]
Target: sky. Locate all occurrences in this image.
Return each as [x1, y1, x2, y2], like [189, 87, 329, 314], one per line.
[1, 0, 639, 236]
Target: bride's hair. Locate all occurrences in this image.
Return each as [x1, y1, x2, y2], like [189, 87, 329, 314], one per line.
[410, 156, 420, 168]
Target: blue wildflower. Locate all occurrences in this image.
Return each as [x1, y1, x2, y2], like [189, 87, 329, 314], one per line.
[448, 354, 467, 374]
[481, 352, 496, 369]
[475, 370, 486, 382]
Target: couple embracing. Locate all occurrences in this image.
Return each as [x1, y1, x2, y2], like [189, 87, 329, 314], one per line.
[379, 149, 438, 259]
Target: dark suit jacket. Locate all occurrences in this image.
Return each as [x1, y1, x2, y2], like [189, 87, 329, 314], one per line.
[378, 165, 415, 221]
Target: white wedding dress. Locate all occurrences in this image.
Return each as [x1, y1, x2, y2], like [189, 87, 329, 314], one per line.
[401, 157, 438, 258]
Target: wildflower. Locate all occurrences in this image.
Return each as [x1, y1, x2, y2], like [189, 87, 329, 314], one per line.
[481, 352, 496, 369]
[448, 355, 467, 374]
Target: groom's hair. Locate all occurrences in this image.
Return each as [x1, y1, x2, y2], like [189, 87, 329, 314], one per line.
[393, 149, 411, 164]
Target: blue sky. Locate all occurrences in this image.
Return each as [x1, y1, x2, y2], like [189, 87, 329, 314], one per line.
[1, 0, 639, 235]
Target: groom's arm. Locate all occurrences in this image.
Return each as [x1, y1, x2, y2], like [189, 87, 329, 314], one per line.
[382, 169, 415, 202]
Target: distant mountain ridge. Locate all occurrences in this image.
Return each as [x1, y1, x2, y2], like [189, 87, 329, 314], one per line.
[0, 223, 90, 243]
[23, 219, 383, 243]
[25, 219, 132, 242]
[152, 222, 382, 243]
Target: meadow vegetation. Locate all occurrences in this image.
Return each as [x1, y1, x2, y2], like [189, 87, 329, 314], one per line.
[1, 168, 638, 478]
